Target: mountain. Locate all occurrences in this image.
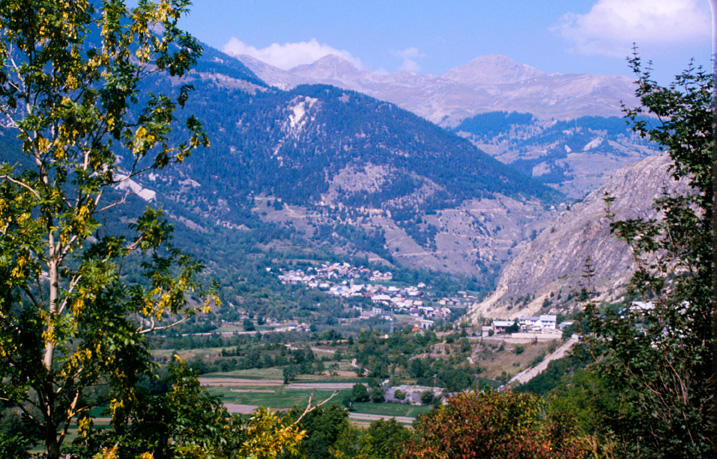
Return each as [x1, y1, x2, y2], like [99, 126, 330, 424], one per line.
[443, 55, 545, 86]
[233, 53, 658, 198]
[114, 45, 566, 287]
[467, 153, 691, 320]
[453, 113, 659, 199]
[233, 53, 638, 127]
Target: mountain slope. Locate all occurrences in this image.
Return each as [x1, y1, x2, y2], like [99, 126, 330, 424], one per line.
[233, 53, 659, 199]
[454, 113, 659, 199]
[122, 47, 565, 281]
[467, 153, 691, 320]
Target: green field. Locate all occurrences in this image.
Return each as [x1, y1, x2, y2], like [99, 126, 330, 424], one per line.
[207, 386, 350, 410]
[350, 402, 432, 418]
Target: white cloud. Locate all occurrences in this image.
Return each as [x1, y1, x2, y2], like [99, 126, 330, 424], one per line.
[393, 47, 425, 73]
[222, 38, 362, 70]
[554, 0, 712, 57]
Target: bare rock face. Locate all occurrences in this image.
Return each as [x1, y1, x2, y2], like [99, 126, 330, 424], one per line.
[443, 54, 544, 86]
[468, 153, 691, 320]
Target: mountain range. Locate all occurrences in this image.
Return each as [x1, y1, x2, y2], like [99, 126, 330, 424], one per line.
[110, 46, 567, 291]
[0, 41, 668, 321]
[234, 53, 658, 199]
[233, 53, 639, 128]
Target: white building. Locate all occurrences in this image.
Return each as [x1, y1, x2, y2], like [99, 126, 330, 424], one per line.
[539, 315, 557, 329]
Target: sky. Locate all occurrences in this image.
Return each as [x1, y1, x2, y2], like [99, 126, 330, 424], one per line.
[173, 0, 714, 84]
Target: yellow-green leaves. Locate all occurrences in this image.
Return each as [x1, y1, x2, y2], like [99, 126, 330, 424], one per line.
[0, 2, 210, 458]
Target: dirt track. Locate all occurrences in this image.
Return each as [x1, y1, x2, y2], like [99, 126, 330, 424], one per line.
[225, 403, 259, 414]
[508, 337, 579, 385]
[198, 377, 364, 391]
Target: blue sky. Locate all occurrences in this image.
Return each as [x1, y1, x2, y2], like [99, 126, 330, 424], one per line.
[175, 0, 713, 84]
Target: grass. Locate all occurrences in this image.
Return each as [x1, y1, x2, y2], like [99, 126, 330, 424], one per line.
[207, 386, 350, 410]
[350, 402, 432, 418]
[472, 339, 561, 380]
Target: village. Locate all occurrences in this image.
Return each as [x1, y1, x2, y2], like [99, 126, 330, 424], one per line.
[276, 262, 475, 328]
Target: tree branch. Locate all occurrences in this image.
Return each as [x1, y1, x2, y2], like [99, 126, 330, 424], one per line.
[292, 391, 339, 425]
[0, 174, 41, 199]
[137, 315, 191, 334]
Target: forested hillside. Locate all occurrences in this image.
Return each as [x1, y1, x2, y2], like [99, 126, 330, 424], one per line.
[110, 44, 566, 291]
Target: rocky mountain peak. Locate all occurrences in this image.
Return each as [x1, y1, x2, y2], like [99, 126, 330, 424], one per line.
[290, 54, 368, 80]
[443, 54, 545, 86]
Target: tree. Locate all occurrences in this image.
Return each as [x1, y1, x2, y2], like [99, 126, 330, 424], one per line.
[283, 365, 299, 384]
[404, 390, 586, 459]
[343, 383, 370, 409]
[286, 404, 349, 459]
[77, 360, 306, 459]
[582, 54, 714, 457]
[0, 1, 216, 457]
[419, 391, 433, 406]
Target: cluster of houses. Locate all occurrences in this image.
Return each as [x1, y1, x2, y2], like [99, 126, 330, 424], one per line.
[490, 314, 571, 335]
[277, 262, 453, 325]
[278, 262, 393, 285]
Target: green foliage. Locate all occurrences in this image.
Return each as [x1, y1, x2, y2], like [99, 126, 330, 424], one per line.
[344, 383, 370, 408]
[419, 391, 434, 405]
[0, 432, 30, 459]
[515, 352, 590, 396]
[546, 367, 637, 441]
[360, 419, 413, 459]
[580, 55, 714, 457]
[77, 361, 306, 459]
[505, 320, 520, 334]
[286, 404, 349, 459]
[0, 2, 218, 457]
[370, 387, 385, 403]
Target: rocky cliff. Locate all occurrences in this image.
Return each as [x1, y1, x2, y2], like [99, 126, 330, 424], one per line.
[467, 153, 691, 320]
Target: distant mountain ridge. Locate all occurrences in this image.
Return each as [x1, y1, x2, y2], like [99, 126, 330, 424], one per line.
[443, 55, 544, 85]
[232, 53, 638, 127]
[233, 52, 658, 200]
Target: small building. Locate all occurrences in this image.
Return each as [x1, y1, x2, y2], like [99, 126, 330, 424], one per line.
[417, 318, 434, 330]
[520, 316, 540, 329]
[492, 320, 514, 334]
[539, 315, 557, 329]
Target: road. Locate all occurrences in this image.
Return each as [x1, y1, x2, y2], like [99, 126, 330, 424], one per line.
[198, 378, 362, 391]
[508, 337, 579, 385]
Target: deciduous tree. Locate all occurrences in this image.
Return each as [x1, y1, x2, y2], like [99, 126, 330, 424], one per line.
[0, 1, 215, 457]
[404, 390, 586, 459]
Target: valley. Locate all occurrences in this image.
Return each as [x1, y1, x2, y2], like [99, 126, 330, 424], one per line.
[110, 45, 674, 423]
[1, 3, 710, 457]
